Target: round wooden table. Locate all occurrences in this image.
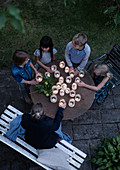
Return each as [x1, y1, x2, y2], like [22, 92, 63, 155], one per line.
[30, 61, 95, 120]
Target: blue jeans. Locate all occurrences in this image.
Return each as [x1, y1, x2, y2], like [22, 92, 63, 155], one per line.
[18, 83, 30, 98]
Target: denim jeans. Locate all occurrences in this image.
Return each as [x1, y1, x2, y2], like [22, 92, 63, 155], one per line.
[18, 83, 30, 98]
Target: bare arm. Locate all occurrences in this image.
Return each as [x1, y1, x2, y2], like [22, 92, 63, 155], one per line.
[52, 54, 56, 61]
[78, 77, 109, 91]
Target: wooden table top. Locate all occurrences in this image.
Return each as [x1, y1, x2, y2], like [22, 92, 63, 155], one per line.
[30, 61, 95, 120]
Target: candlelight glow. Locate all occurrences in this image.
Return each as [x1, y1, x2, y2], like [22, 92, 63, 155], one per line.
[75, 77, 80, 83]
[66, 76, 72, 84]
[51, 65, 57, 72]
[79, 70, 85, 77]
[72, 83, 77, 90]
[61, 83, 67, 90]
[50, 94, 57, 103]
[45, 72, 50, 78]
[59, 61, 65, 68]
[75, 94, 81, 102]
[54, 70, 60, 78]
[52, 85, 59, 94]
[60, 89, 65, 96]
[56, 82, 62, 90]
[68, 98, 75, 107]
[65, 88, 70, 94]
[59, 76, 64, 83]
[69, 70, 75, 78]
[70, 90, 76, 97]
[65, 66, 69, 73]
[36, 75, 43, 82]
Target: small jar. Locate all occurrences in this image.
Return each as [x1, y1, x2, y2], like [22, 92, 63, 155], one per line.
[50, 94, 57, 103]
[59, 61, 65, 68]
[68, 98, 75, 107]
[54, 70, 60, 78]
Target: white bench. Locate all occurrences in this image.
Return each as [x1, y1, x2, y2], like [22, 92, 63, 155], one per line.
[0, 105, 87, 170]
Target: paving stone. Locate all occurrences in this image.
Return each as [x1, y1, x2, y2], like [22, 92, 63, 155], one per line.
[62, 120, 73, 139]
[89, 139, 103, 158]
[118, 123, 120, 130]
[101, 109, 120, 123]
[112, 86, 120, 95]
[73, 124, 103, 140]
[113, 95, 120, 109]
[73, 110, 102, 125]
[103, 124, 119, 138]
[80, 159, 92, 170]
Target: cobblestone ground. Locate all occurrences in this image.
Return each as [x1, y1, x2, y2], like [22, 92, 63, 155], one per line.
[0, 68, 120, 170]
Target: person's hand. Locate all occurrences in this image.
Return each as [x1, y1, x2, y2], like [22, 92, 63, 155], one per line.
[30, 79, 39, 85]
[74, 68, 79, 76]
[59, 100, 66, 109]
[46, 67, 53, 73]
[69, 67, 74, 73]
[77, 80, 86, 87]
[93, 64, 97, 71]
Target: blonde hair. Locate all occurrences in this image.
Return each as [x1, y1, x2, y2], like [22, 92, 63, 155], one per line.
[94, 64, 113, 79]
[72, 33, 87, 47]
[32, 103, 44, 120]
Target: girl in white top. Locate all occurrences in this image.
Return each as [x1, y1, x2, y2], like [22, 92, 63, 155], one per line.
[34, 36, 57, 73]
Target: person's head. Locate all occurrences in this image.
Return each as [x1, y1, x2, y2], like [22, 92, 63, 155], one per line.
[94, 64, 113, 78]
[13, 50, 29, 66]
[31, 103, 44, 120]
[72, 33, 87, 50]
[40, 36, 53, 52]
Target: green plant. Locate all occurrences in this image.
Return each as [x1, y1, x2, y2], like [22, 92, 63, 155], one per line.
[91, 134, 120, 169]
[35, 73, 55, 97]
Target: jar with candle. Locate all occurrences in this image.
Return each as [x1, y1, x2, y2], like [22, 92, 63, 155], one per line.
[79, 70, 85, 77]
[60, 89, 65, 96]
[69, 70, 75, 78]
[65, 66, 69, 73]
[52, 85, 59, 94]
[66, 76, 72, 84]
[72, 83, 77, 90]
[45, 72, 50, 78]
[51, 65, 57, 72]
[65, 88, 70, 94]
[50, 94, 57, 103]
[54, 70, 60, 78]
[36, 75, 43, 82]
[68, 98, 75, 107]
[75, 77, 80, 83]
[59, 61, 65, 68]
[61, 83, 67, 90]
[56, 82, 62, 90]
[59, 76, 64, 84]
[70, 90, 76, 97]
[59, 99, 66, 107]
[75, 94, 81, 102]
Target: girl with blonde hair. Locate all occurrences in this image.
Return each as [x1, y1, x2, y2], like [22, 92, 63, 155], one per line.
[77, 64, 113, 103]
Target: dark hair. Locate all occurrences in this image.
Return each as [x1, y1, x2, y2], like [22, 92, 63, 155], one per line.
[13, 50, 29, 66]
[39, 36, 53, 59]
[31, 103, 44, 120]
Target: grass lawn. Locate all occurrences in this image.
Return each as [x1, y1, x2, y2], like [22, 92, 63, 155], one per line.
[0, 0, 120, 68]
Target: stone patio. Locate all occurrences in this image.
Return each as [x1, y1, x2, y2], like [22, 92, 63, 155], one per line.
[0, 68, 120, 170]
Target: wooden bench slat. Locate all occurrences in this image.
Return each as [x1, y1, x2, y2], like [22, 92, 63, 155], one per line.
[0, 125, 7, 134]
[4, 109, 17, 119]
[56, 143, 84, 164]
[1, 114, 12, 123]
[16, 137, 38, 156]
[0, 119, 9, 129]
[60, 140, 87, 158]
[67, 157, 81, 168]
[7, 105, 23, 115]
[0, 135, 51, 170]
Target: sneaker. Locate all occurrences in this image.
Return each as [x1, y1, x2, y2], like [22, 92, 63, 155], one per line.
[24, 96, 33, 104]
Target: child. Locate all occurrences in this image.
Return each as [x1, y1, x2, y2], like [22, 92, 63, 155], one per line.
[65, 33, 91, 76]
[11, 50, 42, 104]
[34, 36, 57, 73]
[77, 64, 113, 104]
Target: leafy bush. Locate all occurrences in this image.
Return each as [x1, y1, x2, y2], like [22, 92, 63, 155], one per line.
[91, 134, 120, 170]
[35, 73, 55, 97]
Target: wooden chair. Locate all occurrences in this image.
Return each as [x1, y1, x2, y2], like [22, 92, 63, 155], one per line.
[0, 105, 87, 170]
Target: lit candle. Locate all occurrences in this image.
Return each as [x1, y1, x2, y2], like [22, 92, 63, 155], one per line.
[65, 88, 70, 94]
[59, 76, 64, 84]
[75, 77, 80, 83]
[72, 83, 77, 90]
[56, 82, 62, 90]
[59, 99, 66, 107]
[68, 98, 75, 107]
[50, 94, 57, 103]
[59, 61, 65, 68]
[36, 75, 43, 82]
[52, 85, 59, 94]
[61, 83, 67, 90]
[79, 70, 85, 77]
[66, 76, 72, 84]
[51, 65, 57, 72]
[45, 72, 50, 78]
[60, 89, 65, 96]
[54, 70, 60, 78]
[75, 94, 81, 102]
[69, 90, 76, 97]
[69, 70, 75, 78]
[65, 66, 69, 73]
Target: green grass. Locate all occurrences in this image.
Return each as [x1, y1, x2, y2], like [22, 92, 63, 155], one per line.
[0, 0, 120, 68]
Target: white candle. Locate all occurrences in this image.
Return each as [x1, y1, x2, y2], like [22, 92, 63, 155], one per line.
[45, 72, 50, 78]
[68, 98, 75, 107]
[65, 88, 70, 94]
[72, 83, 77, 90]
[50, 94, 57, 103]
[75, 77, 80, 83]
[56, 82, 62, 90]
[54, 70, 60, 78]
[70, 90, 76, 97]
[61, 83, 67, 90]
[60, 89, 65, 96]
[52, 85, 59, 94]
[79, 70, 85, 77]
[51, 65, 57, 72]
[66, 76, 72, 84]
[65, 66, 69, 73]
[36, 75, 43, 82]
[75, 94, 81, 102]
[59, 76, 64, 83]
[69, 70, 75, 78]
[59, 61, 65, 68]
